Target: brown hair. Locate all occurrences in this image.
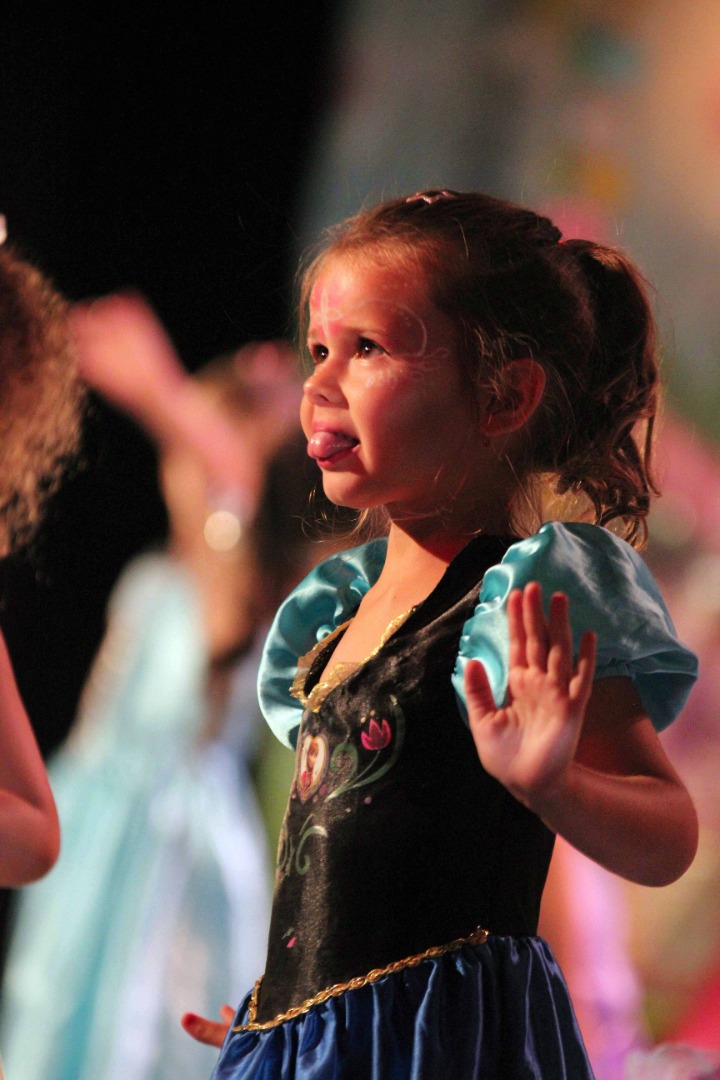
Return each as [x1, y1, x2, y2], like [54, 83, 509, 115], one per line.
[0, 245, 85, 551]
[298, 190, 659, 548]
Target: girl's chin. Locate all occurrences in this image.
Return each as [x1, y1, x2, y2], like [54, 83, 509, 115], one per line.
[319, 478, 379, 512]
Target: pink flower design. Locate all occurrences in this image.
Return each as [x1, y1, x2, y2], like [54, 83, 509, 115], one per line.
[361, 717, 392, 751]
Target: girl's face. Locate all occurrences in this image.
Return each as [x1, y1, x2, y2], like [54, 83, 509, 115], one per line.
[301, 255, 485, 520]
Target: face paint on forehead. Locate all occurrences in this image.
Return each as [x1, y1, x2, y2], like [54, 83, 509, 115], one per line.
[308, 266, 451, 365]
[309, 273, 342, 341]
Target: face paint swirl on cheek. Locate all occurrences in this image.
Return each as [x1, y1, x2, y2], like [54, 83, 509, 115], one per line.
[359, 369, 399, 391]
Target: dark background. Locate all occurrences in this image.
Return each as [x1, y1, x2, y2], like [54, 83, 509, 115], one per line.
[0, 7, 340, 758]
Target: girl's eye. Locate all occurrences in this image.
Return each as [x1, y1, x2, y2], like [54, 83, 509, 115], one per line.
[309, 343, 328, 364]
[357, 337, 384, 358]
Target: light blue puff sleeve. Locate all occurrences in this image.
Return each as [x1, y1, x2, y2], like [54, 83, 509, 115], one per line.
[452, 521, 698, 733]
[257, 538, 388, 748]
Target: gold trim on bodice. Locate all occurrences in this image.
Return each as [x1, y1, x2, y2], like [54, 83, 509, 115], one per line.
[291, 607, 415, 713]
[232, 926, 490, 1032]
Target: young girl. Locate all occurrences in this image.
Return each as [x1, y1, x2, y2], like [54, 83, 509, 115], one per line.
[119, 190, 698, 1077]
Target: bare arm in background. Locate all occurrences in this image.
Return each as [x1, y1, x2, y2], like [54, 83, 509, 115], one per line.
[0, 632, 60, 886]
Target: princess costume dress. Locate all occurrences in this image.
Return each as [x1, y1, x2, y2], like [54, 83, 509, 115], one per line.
[210, 523, 698, 1080]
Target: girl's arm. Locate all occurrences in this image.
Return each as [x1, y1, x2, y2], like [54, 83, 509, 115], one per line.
[535, 675, 697, 886]
[465, 583, 698, 888]
[0, 629, 60, 886]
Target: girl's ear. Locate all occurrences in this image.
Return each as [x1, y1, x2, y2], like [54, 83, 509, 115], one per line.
[480, 359, 546, 438]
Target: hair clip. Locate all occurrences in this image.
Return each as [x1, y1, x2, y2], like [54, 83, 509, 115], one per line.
[0, 216, 6, 246]
[405, 190, 458, 206]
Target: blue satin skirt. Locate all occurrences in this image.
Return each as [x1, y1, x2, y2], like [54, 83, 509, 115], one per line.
[209, 935, 594, 1079]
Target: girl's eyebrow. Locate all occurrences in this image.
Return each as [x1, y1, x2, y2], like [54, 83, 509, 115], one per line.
[305, 323, 328, 342]
[307, 318, 384, 338]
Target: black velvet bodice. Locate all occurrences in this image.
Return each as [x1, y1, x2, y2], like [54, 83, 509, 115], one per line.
[256, 535, 555, 1022]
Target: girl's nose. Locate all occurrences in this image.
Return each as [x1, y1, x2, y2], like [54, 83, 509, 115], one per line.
[303, 362, 344, 406]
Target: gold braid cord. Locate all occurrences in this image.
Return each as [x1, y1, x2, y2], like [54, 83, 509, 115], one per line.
[232, 926, 490, 1032]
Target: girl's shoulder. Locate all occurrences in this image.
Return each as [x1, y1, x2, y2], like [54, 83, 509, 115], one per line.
[453, 521, 698, 732]
[257, 539, 388, 748]
[490, 520, 660, 596]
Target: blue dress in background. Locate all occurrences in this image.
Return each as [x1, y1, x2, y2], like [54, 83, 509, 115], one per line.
[0, 553, 272, 1080]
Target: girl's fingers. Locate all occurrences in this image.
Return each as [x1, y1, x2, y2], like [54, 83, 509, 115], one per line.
[509, 583, 595, 700]
[464, 659, 496, 721]
[522, 583, 549, 669]
[507, 589, 527, 670]
[570, 630, 597, 708]
[181, 1011, 231, 1048]
[547, 592, 573, 684]
[219, 1004, 236, 1025]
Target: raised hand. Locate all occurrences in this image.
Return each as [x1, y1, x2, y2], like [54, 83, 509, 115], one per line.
[464, 583, 596, 811]
[69, 293, 262, 502]
[181, 1004, 234, 1049]
[69, 293, 187, 418]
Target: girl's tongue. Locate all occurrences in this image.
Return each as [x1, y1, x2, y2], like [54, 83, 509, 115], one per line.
[308, 430, 358, 460]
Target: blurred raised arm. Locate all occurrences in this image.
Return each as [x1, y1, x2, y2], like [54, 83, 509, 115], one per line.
[70, 293, 265, 506]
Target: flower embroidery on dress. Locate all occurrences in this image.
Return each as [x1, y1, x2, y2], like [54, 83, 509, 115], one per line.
[327, 696, 405, 801]
[361, 716, 392, 751]
[279, 697, 405, 878]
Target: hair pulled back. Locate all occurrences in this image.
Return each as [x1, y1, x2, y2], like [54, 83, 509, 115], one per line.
[299, 190, 660, 547]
